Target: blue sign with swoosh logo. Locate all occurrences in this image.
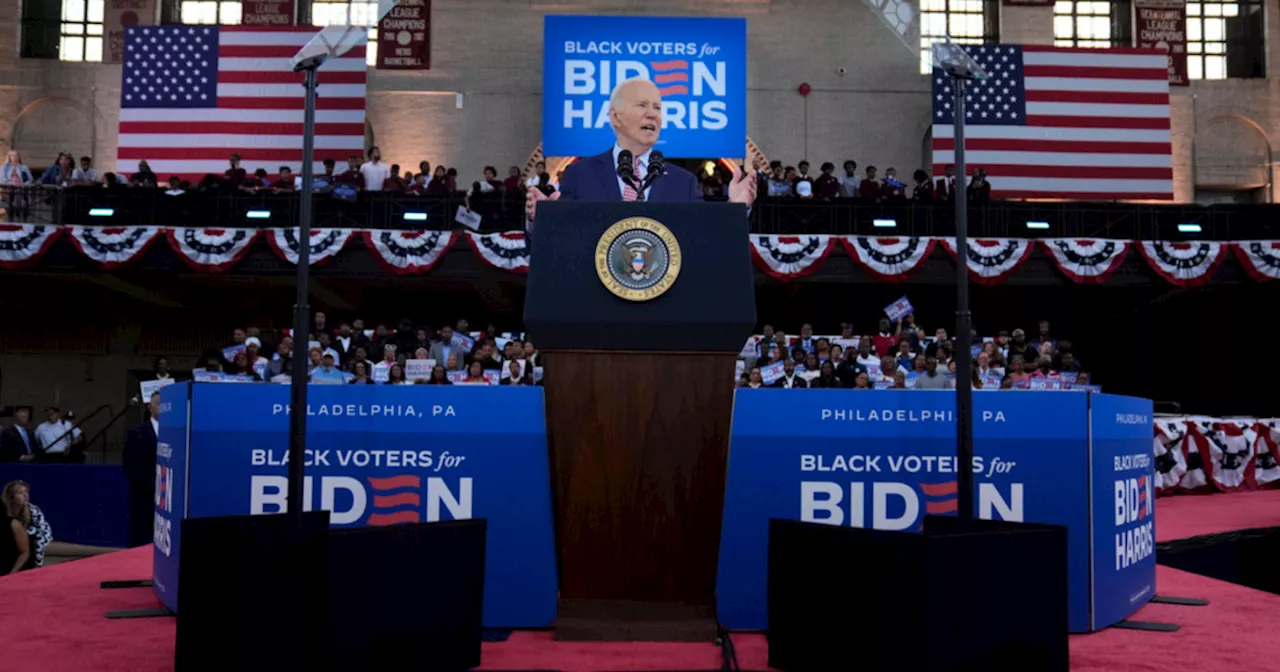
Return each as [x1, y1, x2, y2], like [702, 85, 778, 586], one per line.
[160, 384, 558, 628]
[542, 15, 747, 158]
[716, 390, 1151, 633]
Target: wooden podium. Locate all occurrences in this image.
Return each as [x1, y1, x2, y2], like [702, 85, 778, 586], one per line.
[525, 202, 755, 641]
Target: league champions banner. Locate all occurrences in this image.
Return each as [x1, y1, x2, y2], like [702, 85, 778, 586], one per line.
[152, 382, 190, 613]
[158, 384, 558, 627]
[717, 390, 1154, 633]
[1090, 393, 1157, 629]
[541, 16, 747, 158]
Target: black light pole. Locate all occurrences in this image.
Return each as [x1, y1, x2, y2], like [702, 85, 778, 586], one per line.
[951, 74, 974, 527]
[286, 62, 320, 526]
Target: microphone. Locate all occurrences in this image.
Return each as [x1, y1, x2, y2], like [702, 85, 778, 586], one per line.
[617, 149, 643, 201]
[643, 151, 665, 189]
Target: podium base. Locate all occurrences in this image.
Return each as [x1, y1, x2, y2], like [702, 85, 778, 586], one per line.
[554, 599, 717, 642]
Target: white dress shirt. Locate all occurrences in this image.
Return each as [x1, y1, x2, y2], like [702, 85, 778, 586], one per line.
[150, 417, 160, 437]
[34, 420, 79, 454]
[612, 144, 653, 201]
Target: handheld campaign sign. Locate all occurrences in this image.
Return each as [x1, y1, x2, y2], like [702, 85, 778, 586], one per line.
[159, 384, 558, 627]
[716, 390, 1153, 633]
[541, 15, 747, 158]
[884, 296, 914, 321]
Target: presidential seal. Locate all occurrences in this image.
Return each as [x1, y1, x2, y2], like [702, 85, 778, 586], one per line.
[595, 217, 682, 302]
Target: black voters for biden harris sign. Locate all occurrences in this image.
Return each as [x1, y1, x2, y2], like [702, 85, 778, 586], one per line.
[541, 15, 746, 158]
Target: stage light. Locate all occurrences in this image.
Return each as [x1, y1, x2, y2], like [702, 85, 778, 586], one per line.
[88, 208, 114, 217]
[1026, 221, 1049, 230]
[1177, 223, 1202, 233]
[404, 212, 427, 221]
[246, 210, 271, 220]
[873, 218, 896, 228]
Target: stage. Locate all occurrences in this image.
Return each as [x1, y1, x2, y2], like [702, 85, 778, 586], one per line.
[2, 490, 1278, 671]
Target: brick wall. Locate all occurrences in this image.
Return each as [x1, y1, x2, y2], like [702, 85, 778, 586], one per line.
[0, 0, 1277, 202]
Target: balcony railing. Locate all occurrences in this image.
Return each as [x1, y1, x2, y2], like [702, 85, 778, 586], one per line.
[5, 185, 1279, 240]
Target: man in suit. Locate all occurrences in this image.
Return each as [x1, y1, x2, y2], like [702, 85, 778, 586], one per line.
[0, 407, 37, 462]
[122, 393, 161, 547]
[525, 77, 756, 223]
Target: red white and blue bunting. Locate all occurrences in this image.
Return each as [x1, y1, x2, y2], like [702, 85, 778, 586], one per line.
[1153, 417, 1280, 496]
[466, 231, 530, 273]
[267, 228, 353, 266]
[940, 237, 1034, 286]
[167, 228, 261, 272]
[67, 226, 161, 268]
[1138, 240, 1226, 288]
[840, 236, 935, 282]
[364, 229, 458, 275]
[1233, 240, 1280, 282]
[749, 235, 836, 281]
[0, 224, 61, 269]
[1041, 239, 1129, 285]
[9, 226, 1279, 285]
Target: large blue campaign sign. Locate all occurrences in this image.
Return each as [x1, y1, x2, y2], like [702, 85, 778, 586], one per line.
[1089, 393, 1156, 629]
[164, 384, 558, 628]
[541, 15, 747, 158]
[153, 382, 190, 613]
[717, 390, 1095, 632]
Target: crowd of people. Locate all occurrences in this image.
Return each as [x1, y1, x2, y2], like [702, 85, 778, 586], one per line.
[735, 317, 1086, 390]
[748, 159, 990, 203]
[169, 313, 540, 387]
[140, 309, 1084, 394]
[5, 148, 991, 206]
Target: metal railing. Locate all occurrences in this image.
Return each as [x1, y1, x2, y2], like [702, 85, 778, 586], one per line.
[7, 185, 1279, 240]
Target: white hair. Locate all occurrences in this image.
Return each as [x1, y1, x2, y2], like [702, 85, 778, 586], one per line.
[609, 77, 654, 111]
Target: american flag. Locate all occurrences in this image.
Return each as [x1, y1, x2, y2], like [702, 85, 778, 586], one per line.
[118, 26, 367, 183]
[932, 45, 1172, 201]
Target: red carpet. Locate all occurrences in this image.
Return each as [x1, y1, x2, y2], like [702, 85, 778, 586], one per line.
[8, 491, 1280, 672]
[1155, 489, 1280, 542]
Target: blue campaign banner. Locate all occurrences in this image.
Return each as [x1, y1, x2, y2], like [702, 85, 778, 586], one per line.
[183, 384, 557, 628]
[541, 15, 747, 158]
[153, 382, 191, 613]
[1089, 393, 1156, 630]
[717, 390, 1093, 632]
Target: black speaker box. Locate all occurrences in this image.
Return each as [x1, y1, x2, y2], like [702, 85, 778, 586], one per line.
[175, 511, 331, 672]
[768, 517, 1069, 672]
[327, 519, 487, 671]
[1159, 526, 1280, 595]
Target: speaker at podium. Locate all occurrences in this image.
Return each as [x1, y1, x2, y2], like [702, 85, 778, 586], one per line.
[525, 201, 755, 640]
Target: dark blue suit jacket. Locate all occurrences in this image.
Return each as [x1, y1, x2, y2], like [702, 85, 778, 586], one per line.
[557, 149, 703, 202]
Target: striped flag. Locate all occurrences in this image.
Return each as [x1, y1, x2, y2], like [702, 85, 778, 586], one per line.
[117, 25, 367, 183]
[932, 45, 1172, 201]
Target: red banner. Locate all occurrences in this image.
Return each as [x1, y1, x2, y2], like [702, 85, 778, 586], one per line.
[1135, 0, 1188, 86]
[106, 0, 156, 64]
[241, 0, 295, 26]
[377, 0, 431, 69]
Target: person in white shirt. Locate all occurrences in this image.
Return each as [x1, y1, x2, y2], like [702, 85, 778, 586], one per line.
[359, 146, 390, 191]
[71, 156, 98, 186]
[838, 160, 861, 198]
[33, 407, 80, 459]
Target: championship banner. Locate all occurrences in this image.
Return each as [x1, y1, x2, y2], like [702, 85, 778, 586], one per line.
[377, 0, 430, 69]
[541, 15, 746, 158]
[1135, 0, 1188, 86]
[162, 384, 558, 627]
[241, 0, 295, 26]
[716, 389, 1154, 633]
[106, 0, 157, 64]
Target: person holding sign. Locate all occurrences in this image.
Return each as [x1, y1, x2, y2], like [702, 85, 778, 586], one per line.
[524, 77, 756, 223]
